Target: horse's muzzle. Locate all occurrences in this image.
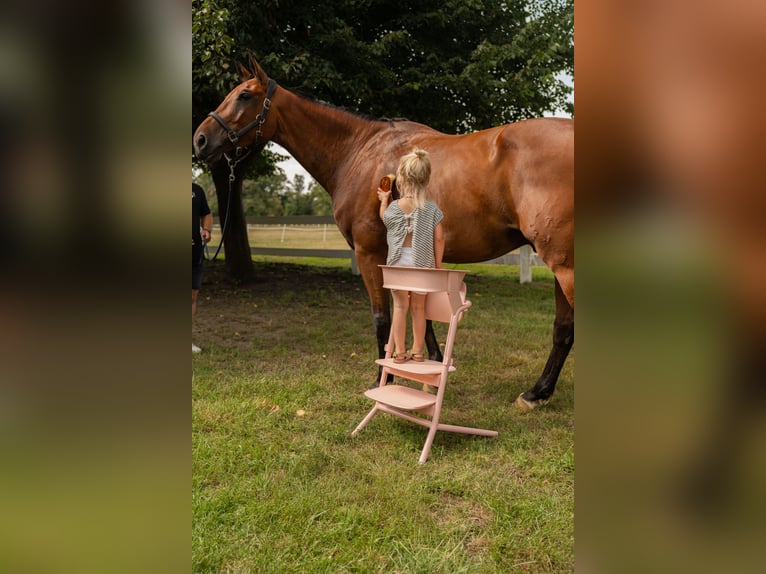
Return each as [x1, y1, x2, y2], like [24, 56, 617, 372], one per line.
[193, 124, 223, 164]
[193, 132, 207, 156]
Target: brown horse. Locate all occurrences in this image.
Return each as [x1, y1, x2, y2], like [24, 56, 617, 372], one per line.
[193, 57, 574, 410]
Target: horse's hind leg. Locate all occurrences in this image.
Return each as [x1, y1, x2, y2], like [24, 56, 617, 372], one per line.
[424, 320, 443, 361]
[516, 277, 574, 410]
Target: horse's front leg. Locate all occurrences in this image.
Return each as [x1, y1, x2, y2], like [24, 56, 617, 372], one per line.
[354, 249, 393, 386]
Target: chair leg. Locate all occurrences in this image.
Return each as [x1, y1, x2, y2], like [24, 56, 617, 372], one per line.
[418, 423, 440, 464]
[352, 405, 379, 436]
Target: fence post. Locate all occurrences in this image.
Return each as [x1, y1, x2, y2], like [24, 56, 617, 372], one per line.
[280, 224, 287, 243]
[519, 245, 532, 284]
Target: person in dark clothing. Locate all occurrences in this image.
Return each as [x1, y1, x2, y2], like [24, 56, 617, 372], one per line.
[192, 182, 212, 353]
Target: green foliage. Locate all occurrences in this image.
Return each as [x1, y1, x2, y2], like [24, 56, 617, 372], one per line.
[229, 174, 333, 217]
[192, 0, 238, 123]
[241, 174, 285, 216]
[193, 0, 573, 135]
[305, 181, 334, 216]
[195, 165, 331, 217]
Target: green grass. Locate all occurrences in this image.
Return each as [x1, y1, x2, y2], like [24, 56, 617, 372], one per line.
[193, 259, 573, 573]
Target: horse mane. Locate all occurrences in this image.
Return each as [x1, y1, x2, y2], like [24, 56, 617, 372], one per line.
[287, 86, 409, 125]
[239, 51, 409, 124]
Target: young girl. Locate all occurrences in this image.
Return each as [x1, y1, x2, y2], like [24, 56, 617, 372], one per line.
[377, 148, 445, 363]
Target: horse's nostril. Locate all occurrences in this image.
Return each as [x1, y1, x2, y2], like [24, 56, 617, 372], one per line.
[196, 133, 207, 150]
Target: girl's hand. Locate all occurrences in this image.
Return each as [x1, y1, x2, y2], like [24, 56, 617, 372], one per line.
[377, 188, 391, 202]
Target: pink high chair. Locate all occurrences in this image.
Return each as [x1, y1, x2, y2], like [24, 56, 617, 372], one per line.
[352, 266, 498, 464]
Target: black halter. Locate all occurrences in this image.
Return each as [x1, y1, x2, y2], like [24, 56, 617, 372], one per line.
[208, 78, 277, 153]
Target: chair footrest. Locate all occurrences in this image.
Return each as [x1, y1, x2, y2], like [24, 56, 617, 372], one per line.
[364, 385, 437, 411]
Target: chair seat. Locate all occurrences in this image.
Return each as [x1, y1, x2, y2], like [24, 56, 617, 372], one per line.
[364, 385, 437, 411]
[374, 358, 455, 375]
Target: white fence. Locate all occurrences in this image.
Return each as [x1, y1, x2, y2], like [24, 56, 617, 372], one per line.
[211, 216, 545, 282]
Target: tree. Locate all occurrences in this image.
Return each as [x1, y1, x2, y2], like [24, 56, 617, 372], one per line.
[223, 0, 574, 130]
[305, 182, 333, 217]
[193, 0, 573, 279]
[193, 0, 279, 281]
[241, 174, 285, 216]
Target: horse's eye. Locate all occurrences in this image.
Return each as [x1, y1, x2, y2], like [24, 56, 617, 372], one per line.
[238, 91, 252, 101]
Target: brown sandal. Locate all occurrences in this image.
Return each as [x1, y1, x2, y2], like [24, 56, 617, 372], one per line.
[410, 350, 425, 362]
[392, 351, 410, 364]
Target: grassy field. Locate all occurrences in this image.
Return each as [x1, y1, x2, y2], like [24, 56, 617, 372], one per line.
[192, 258, 573, 573]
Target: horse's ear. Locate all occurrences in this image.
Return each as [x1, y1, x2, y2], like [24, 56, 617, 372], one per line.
[237, 53, 268, 85]
[236, 61, 253, 81]
[246, 52, 269, 86]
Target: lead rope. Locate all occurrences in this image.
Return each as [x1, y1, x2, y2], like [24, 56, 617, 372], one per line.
[204, 79, 274, 260]
[205, 148, 251, 261]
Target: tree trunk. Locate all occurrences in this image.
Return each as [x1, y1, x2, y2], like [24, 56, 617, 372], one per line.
[210, 158, 255, 283]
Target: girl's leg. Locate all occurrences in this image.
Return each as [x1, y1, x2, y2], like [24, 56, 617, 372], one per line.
[391, 290, 411, 357]
[409, 292, 427, 355]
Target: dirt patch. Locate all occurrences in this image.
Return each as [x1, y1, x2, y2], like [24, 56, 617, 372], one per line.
[193, 260, 370, 350]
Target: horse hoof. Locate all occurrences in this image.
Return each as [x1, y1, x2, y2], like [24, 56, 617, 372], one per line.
[515, 393, 548, 411]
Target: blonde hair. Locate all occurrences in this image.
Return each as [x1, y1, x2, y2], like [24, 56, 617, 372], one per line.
[396, 147, 431, 209]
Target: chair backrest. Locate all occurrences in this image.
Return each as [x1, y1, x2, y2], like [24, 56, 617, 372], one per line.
[379, 266, 470, 323]
[380, 266, 467, 293]
[425, 282, 469, 323]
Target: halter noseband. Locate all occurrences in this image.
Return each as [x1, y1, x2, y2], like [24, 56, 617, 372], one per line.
[208, 78, 277, 154]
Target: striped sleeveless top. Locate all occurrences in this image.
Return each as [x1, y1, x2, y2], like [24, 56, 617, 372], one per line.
[383, 199, 444, 267]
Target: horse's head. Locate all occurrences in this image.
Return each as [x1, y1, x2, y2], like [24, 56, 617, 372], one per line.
[193, 56, 278, 164]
